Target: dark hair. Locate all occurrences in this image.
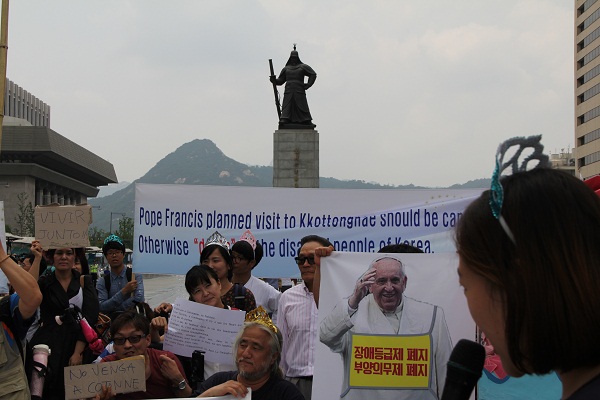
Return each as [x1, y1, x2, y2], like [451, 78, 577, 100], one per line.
[102, 238, 126, 256]
[24, 253, 34, 264]
[378, 244, 424, 253]
[24, 252, 48, 271]
[110, 310, 150, 338]
[74, 248, 90, 275]
[185, 264, 220, 297]
[200, 244, 233, 281]
[455, 168, 600, 374]
[129, 302, 155, 322]
[300, 234, 332, 248]
[231, 240, 264, 268]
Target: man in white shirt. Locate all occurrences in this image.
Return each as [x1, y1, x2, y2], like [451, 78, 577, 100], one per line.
[278, 234, 333, 400]
[231, 231, 280, 321]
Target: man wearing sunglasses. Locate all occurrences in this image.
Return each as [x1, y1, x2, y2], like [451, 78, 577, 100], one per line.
[277, 235, 333, 400]
[96, 310, 191, 399]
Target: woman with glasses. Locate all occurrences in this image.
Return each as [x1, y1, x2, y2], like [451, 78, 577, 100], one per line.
[29, 247, 99, 400]
[231, 231, 280, 319]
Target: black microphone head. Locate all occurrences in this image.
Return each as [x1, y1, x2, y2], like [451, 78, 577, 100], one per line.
[441, 339, 486, 400]
[448, 339, 486, 376]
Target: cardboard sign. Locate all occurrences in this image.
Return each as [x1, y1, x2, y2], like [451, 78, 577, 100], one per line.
[35, 204, 92, 249]
[64, 356, 145, 399]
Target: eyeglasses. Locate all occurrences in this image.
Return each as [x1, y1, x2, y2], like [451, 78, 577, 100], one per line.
[113, 334, 145, 345]
[294, 256, 315, 266]
[106, 251, 123, 257]
[55, 250, 74, 257]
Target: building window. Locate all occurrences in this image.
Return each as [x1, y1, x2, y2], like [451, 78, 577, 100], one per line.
[579, 128, 600, 146]
[579, 82, 600, 103]
[578, 105, 600, 125]
[578, 43, 600, 69]
[578, 63, 600, 86]
[578, 5, 600, 33]
[580, 0, 599, 16]
[579, 150, 600, 167]
[579, 25, 600, 51]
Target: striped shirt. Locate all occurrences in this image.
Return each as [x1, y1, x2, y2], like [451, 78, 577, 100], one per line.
[278, 282, 317, 377]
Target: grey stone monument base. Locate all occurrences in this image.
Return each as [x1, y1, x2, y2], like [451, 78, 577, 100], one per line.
[273, 129, 319, 188]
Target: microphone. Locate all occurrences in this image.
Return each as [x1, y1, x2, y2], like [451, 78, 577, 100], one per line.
[441, 339, 486, 400]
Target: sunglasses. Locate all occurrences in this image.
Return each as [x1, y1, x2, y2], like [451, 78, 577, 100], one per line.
[113, 334, 145, 345]
[294, 256, 316, 266]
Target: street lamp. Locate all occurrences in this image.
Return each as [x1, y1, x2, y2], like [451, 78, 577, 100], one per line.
[109, 212, 126, 234]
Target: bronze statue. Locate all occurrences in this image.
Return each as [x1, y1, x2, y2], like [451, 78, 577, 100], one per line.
[269, 46, 317, 129]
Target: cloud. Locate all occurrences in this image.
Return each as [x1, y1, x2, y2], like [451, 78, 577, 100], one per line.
[5, 0, 573, 187]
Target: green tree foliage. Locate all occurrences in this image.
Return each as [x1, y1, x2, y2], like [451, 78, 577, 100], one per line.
[115, 216, 134, 250]
[14, 192, 35, 236]
[88, 226, 108, 248]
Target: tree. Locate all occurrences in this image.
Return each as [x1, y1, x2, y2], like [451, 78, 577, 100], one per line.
[115, 217, 134, 250]
[14, 192, 35, 236]
[88, 226, 108, 248]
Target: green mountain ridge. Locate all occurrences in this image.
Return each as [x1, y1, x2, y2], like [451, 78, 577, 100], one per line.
[89, 139, 490, 230]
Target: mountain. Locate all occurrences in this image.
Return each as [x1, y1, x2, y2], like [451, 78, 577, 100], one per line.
[88, 139, 488, 230]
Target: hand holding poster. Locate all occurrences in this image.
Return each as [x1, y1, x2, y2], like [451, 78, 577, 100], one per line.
[163, 298, 245, 362]
[34, 204, 92, 249]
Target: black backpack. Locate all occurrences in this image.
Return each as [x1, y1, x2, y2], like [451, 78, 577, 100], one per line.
[232, 283, 247, 310]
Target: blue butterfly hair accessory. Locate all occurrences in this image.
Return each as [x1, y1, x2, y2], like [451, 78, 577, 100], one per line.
[489, 135, 550, 244]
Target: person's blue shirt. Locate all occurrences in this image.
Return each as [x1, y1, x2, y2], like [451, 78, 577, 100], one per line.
[96, 268, 144, 313]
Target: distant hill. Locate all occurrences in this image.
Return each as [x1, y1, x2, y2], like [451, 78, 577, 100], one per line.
[89, 139, 488, 230]
[448, 178, 491, 189]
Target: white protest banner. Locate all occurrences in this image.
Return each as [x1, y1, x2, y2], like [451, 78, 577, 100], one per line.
[313, 252, 475, 400]
[163, 298, 245, 362]
[134, 184, 482, 276]
[64, 355, 145, 400]
[35, 204, 92, 249]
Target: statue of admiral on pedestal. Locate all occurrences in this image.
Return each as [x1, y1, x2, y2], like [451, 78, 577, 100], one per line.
[269, 45, 317, 129]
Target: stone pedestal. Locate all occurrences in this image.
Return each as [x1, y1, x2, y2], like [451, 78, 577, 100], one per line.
[273, 129, 319, 188]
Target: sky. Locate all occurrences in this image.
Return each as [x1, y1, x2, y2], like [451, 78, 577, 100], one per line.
[6, 0, 573, 188]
